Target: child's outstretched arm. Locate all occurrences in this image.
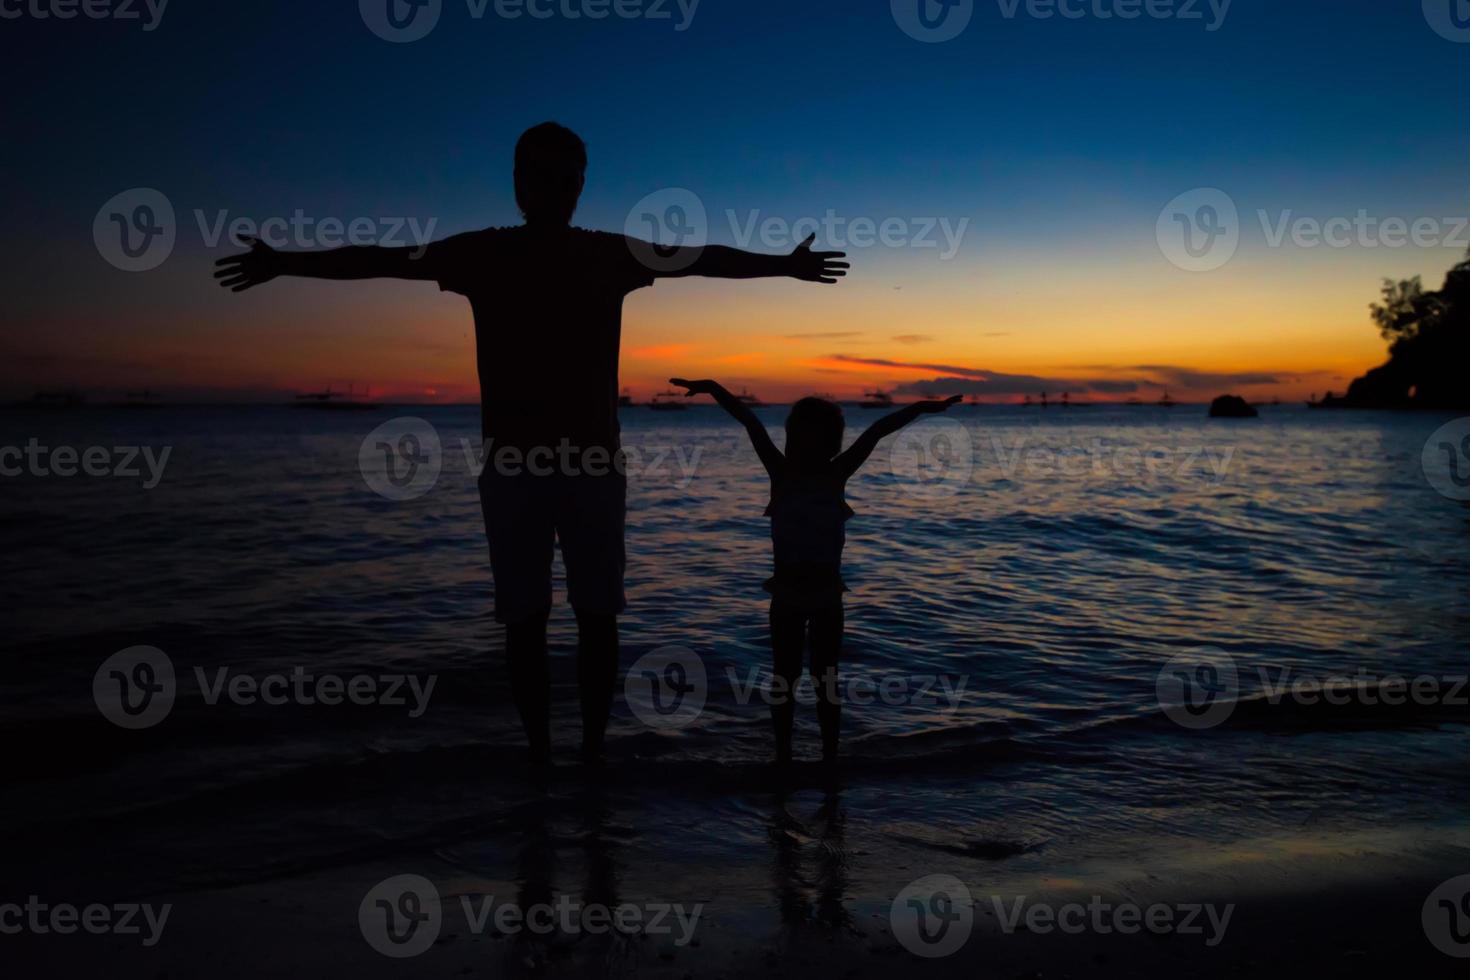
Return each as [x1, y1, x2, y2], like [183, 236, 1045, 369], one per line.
[835, 395, 962, 478]
[670, 378, 784, 477]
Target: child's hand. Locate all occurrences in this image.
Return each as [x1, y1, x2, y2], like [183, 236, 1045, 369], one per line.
[916, 395, 964, 414]
[670, 378, 719, 397]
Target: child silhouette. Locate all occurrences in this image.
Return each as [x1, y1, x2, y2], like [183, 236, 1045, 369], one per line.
[670, 378, 961, 764]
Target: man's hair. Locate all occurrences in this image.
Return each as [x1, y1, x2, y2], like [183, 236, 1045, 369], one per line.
[785, 397, 846, 461]
[515, 122, 587, 173]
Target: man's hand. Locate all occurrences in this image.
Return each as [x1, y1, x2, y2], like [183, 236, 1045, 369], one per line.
[670, 378, 721, 398]
[214, 236, 281, 292]
[915, 395, 964, 414]
[787, 234, 849, 284]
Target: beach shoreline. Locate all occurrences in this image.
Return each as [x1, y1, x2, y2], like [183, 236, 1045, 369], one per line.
[9, 806, 1469, 978]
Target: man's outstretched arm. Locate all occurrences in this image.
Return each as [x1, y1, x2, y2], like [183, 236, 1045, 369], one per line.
[660, 234, 848, 284]
[835, 395, 962, 478]
[214, 237, 439, 292]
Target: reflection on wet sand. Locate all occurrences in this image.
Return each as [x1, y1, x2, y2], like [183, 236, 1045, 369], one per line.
[770, 786, 853, 932]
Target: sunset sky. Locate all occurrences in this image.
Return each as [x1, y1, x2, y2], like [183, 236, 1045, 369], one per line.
[4, 0, 1467, 403]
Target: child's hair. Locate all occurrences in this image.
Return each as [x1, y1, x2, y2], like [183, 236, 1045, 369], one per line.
[785, 396, 845, 462]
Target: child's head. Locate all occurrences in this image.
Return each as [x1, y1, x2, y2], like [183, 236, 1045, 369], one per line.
[785, 397, 845, 464]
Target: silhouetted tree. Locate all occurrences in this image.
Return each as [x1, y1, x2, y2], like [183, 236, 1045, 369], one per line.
[1348, 246, 1470, 408]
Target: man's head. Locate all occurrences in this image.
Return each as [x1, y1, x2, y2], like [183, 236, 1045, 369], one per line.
[515, 122, 587, 227]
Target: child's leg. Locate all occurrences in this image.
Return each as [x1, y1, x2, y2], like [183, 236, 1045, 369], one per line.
[769, 600, 807, 763]
[808, 604, 845, 763]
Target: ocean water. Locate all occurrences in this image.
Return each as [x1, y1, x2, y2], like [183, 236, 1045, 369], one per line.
[5, 404, 1470, 905]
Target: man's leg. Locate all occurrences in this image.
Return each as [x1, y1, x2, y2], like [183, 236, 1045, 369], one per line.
[557, 470, 628, 763]
[575, 611, 618, 761]
[507, 609, 552, 765]
[480, 468, 556, 764]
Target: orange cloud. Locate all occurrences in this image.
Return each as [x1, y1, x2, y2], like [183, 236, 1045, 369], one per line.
[627, 343, 695, 359]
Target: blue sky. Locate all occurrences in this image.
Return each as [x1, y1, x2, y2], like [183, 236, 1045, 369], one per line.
[3, 0, 1468, 399]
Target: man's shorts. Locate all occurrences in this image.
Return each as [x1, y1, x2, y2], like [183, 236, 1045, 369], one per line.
[478, 468, 627, 624]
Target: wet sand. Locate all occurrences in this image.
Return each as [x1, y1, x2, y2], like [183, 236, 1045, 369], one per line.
[10, 812, 1468, 978]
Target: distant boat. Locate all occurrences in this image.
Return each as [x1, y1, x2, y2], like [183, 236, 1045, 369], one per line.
[736, 388, 764, 407]
[1306, 392, 1343, 409]
[1157, 390, 1177, 408]
[860, 389, 894, 409]
[293, 384, 380, 411]
[1023, 395, 1033, 407]
[1061, 391, 1071, 407]
[119, 389, 163, 409]
[649, 390, 688, 411]
[618, 388, 635, 408]
[1125, 397, 1143, 406]
[19, 390, 84, 409]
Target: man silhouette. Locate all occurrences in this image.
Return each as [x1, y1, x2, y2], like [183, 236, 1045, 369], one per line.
[215, 122, 848, 764]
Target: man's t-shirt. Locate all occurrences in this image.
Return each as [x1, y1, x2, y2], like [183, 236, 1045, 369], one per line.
[429, 226, 655, 453]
